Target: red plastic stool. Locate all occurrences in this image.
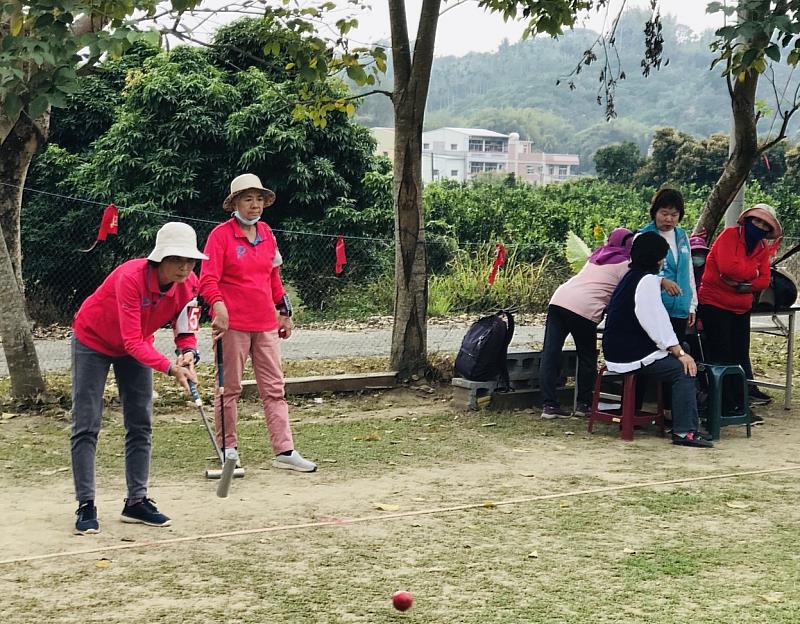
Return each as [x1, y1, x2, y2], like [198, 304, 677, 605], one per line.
[587, 366, 665, 441]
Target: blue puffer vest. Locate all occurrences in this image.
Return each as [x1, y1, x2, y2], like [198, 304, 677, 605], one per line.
[640, 221, 693, 319]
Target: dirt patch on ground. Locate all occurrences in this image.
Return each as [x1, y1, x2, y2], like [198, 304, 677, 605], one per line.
[1, 386, 799, 623]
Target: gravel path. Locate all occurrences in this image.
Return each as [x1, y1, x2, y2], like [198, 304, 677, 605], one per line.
[5, 309, 795, 375]
[6, 325, 548, 375]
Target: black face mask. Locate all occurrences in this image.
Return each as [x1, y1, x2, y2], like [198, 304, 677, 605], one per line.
[744, 218, 770, 254]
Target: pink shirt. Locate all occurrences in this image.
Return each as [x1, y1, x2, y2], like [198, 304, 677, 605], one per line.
[73, 259, 199, 373]
[549, 260, 630, 323]
[199, 219, 286, 332]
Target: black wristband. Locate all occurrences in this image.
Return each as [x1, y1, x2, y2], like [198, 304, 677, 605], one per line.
[176, 348, 200, 364]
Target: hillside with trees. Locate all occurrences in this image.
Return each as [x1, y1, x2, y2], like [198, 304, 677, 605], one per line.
[355, 8, 798, 171]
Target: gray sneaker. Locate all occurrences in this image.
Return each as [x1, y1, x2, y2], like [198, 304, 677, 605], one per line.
[541, 404, 573, 419]
[573, 402, 592, 417]
[272, 450, 317, 472]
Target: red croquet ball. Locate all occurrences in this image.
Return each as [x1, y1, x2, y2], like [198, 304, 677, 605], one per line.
[392, 590, 413, 612]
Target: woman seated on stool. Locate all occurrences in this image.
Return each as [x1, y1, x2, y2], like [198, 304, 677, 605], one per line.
[602, 232, 712, 448]
[539, 227, 635, 419]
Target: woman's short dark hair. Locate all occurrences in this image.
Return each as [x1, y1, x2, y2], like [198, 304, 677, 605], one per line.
[650, 188, 685, 221]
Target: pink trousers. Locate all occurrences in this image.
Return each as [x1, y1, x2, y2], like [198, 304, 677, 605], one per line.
[214, 329, 293, 454]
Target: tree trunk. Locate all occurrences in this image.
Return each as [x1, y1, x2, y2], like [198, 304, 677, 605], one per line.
[390, 112, 428, 376]
[388, 0, 441, 378]
[694, 71, 760, 235]
[0, 114, 48, 398]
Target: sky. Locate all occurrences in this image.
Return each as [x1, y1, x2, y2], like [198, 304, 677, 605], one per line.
[345, 0, 728, 57]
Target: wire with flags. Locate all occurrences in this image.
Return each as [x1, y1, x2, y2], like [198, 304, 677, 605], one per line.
[71, 188, 509, 280]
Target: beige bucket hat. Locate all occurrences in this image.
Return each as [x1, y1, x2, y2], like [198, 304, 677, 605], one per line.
[223, 173, 276, 211]
[737, 203, 783, 239]
[147, 222, 208, 262]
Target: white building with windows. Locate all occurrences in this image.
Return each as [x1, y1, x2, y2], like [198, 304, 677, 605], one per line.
[421, 127, 509, 183]
[420, 128, 579, 184]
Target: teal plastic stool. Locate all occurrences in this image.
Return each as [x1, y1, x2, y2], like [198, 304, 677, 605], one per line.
[699, 363, 751, 440]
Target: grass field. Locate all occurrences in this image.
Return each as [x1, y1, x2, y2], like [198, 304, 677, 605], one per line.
[1, 376, 799, 623]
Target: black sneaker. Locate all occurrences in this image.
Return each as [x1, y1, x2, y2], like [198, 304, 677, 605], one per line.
[749, 411, 764, 425]
[748, 387, 772, 405]
[120, 498, 172, 527]
[75, 501, 100, 534]
[541, 404, 572, 419]
[672, 431, 714, 448]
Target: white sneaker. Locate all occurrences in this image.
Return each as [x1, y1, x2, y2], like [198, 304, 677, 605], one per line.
[272, 450, 317, 472]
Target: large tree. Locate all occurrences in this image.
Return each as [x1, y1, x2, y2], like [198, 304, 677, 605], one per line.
[692, 0, 800, 235]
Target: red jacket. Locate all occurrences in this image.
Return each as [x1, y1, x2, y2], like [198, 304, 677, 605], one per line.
[199, 219, 286, 332]
[698, 226, 772, 314]
[73, 259, 199, 373]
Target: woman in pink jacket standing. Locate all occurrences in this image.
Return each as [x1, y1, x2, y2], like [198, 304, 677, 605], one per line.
[200, 174, 316, 473]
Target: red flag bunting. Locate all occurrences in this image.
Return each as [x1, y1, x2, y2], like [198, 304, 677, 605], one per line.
[488, 243, 506, 285]
[334, 235, 347, 274]
[81, 204, 119, 252]
[97, 203, 119, 240]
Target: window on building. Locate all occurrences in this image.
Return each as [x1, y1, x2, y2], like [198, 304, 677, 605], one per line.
[526, 164, 535, 174]
[559, 165, 569, 177]
[484, 139, 507, 152]
[423, 143, 430, 150]
[549, 165, 556, 175]
[522, 143, 529, 153]
[451, 169, 458, 177]
[382, 151, 389, 157]
[432, 169, 440, 180]
[468, 139, 484, 151]
[450, 143, 458, 150]
[470, 162, 484, 174]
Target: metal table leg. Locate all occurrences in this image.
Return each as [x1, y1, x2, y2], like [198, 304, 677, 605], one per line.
[786, 310, 795, 410]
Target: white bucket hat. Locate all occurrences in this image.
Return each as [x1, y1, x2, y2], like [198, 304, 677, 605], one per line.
[147, 222, 208, 262]
[223, 173, 276, 211]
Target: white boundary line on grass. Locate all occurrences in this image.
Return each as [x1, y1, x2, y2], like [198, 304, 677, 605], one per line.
[3, 465, 799, 566]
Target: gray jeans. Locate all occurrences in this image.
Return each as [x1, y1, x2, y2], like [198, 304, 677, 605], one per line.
[70, 336, 154, 503]
[638, 354, 699, 435]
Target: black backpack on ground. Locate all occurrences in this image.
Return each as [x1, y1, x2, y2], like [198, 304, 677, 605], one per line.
[454, 310, 515, 391]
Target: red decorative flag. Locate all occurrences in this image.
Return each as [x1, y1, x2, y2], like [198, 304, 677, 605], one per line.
[763, 153, 771, 171]
[334, 235, 347, 274]
[81, 204, 119, 252]
[488, 243, 506, 285]
[97, 203, 119, 240]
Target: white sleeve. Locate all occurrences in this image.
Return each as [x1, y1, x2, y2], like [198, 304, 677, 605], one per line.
[174, 298, 200, 334]
[634, 275, 679, 350]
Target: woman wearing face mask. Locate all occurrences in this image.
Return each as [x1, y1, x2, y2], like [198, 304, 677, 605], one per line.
[199, 174, 317, 473]
[640, 188, 696, 345]
[697, 203, 783, 422]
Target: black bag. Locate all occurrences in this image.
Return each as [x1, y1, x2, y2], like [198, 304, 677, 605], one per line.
[753, 267, 798, 311]
[454, 310, 515, 390]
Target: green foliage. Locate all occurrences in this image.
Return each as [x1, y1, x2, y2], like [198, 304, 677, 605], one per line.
[427, 245, 568, 315]
[23, 19, 382, 322]
[708, 0, 800, 77]
[593, 141, 643, 184]
[0, 0, 195, 121]
[424, 177, 681, 257]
